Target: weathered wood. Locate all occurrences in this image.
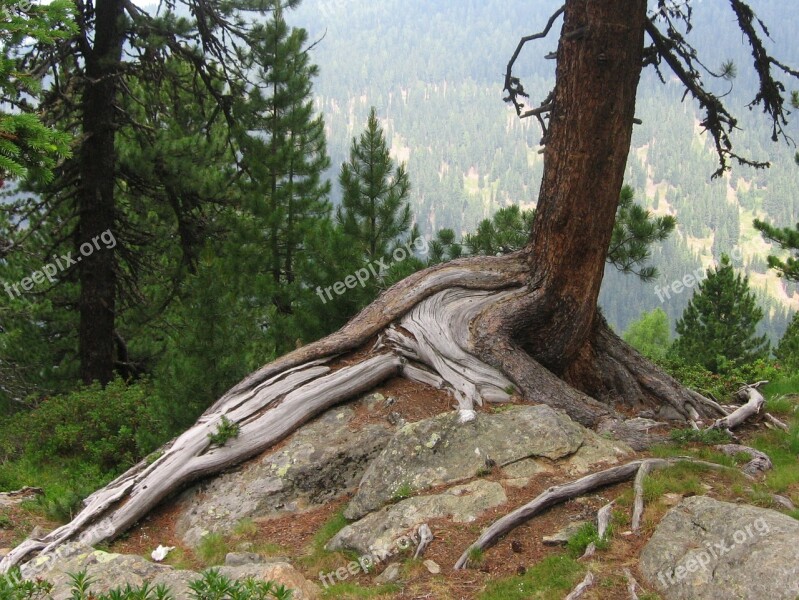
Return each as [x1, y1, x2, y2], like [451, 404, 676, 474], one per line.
[623, 568, 640, 600]
[631, 460, 654, 533]
[711, 383, 765, 430]
[454, 460, 655, 569]
[580, 500, 613, 559]
[414, 524, 434, 559]
[454, 457, 741, 569]
[565, 572, 594, 600]
[0, 354, 403, 571]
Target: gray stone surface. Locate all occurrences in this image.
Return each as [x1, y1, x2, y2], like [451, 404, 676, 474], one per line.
[19, 543, 320, 599]
[344, 405, 579, 520]
[542, 520, 589, 546]
[345, 404, 629, 520]
[328, 480, 507, 556]
[176, 402, 393, 546]
[639, 496, 799, 600]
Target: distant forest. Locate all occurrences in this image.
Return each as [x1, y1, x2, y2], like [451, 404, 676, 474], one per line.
[290, 0, 799, 341]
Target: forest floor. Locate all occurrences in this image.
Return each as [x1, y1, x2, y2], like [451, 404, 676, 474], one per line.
[2, 385, 797, 600]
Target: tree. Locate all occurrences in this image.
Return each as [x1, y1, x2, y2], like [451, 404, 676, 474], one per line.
[237, 3, 331, 319]
[337, 107, 411, 263]
[623, 308, 671, 362]
[4, 0, 798, 571]
[0, 0, 73, 188]
[774, 312, 799, 371]
[673, 255, 769, 373]
[463, 186, 675, 281]
[1, 0, 296, 386]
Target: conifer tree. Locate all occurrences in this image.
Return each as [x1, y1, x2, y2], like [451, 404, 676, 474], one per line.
[337, 107, 411, 263]
[673, 255, 769, 373]
[775, 312, 799, 371]
[233, 1, 331, 349]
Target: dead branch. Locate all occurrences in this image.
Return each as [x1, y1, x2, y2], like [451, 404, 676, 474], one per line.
[565, 572, 594, 599]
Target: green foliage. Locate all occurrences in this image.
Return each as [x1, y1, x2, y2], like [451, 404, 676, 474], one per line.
[477, 555, 585, 600]
[208, 416, 240, 447]
[659, 355, 780, 400]
[391, 482, 413, 501]
[337, 107, 411, 263]
[669, 427, 733, 445]
[462, 186, 673, 281]
[0, 568, 293, 600]
[0, 378, 163, 474]
[0, 0, 75, 185]
[466, 546, 485, 565]
[623, 308, 671, 360]
[196, 533, 230, 567]
[753, 218, 799, 282]
[608, 185, 676, 281]
[311, 509, 349, 554]
[673, 255, 769, 373]
[566, 522, 611, 558]
[775, 312, 799, 371]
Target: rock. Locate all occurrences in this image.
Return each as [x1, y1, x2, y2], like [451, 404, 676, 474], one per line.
[328, 480, 507, 556]
[19, 543, 319, 600]
[374, 562, 401, 583]
[217, 563, 320, 600]
[563, 428, 632, 475]
[0, 487, 43, 507]
[225, 551, 264, 566]
[423, 559, 441, 574]
[176, 402, 393, 547]
[501, 458, 550, 479]
[345, 405, 597, 520]
[20, 543, 197, 600]
[542, 521, 588, 546]
[772, 494, 795, 510]
[639, 496, 799, 599]
[663, 493, 683, 506]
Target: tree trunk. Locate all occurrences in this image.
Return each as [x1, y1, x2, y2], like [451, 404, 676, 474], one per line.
[0, 0, 725, 572]
[78, 0, 125, 385]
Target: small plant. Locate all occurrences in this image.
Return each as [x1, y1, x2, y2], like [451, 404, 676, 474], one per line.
[208, 416, 240, 446]
[0, 512, 12, 529]
[467, 545, 485, 565]
[391, 482, 413, 502]
[566, 522, 611, 558]
[503, 385, 517, 396]
[196, 532, 230, 566]
[669, 427, 732, 445]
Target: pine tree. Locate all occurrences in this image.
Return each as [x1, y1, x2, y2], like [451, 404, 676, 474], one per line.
[337, 107, 411, 263]
[673, 255, 769, 373]
[774, 312, 799, 370]
[233, 1, 331, 350]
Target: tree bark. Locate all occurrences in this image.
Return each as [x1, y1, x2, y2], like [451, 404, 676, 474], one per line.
[78, 0, 125, 385]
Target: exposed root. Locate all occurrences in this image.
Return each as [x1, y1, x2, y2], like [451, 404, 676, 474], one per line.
[454, 457, 745, 570]
[565, 572, 595, 599]
[631, 460, 655, 533]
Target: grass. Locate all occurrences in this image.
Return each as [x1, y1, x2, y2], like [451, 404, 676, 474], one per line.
[565, 522, 611, 558]
[311, 508, 349, 553]
[320, 582, 401, 599]
[477, 555, 585, 600]
[751, 424, 799, 494]
[391, 482, 413, 502]
[196, 532, 230, 566]
[466, 546, 485, 566]
[669, 427, 732, 445]
[641, 462, 712, 502]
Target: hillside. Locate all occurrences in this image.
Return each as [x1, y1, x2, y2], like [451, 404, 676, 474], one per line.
[290, 0, 799, 340]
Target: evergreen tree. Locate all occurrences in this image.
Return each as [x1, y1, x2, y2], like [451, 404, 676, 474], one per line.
[233, 1, 331, 349]
[623, 308, 671, 361]
[337, 107, 411, 263]
[463, 186, 674, 281]
[774, 312, 799, 370]
[673, 255, 769, 373]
